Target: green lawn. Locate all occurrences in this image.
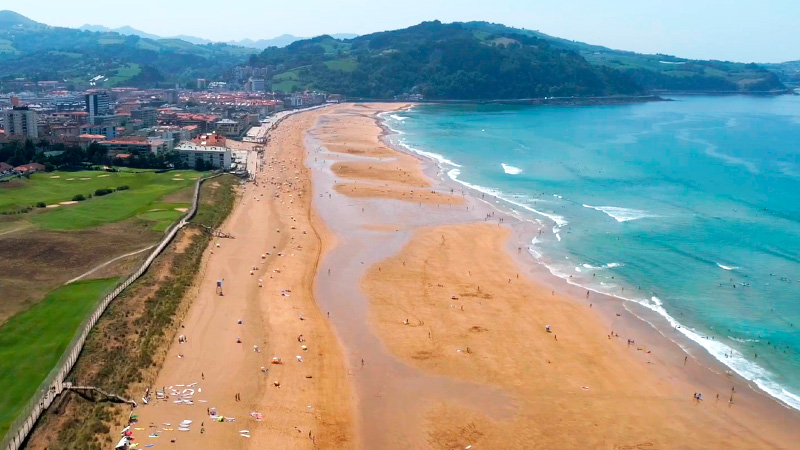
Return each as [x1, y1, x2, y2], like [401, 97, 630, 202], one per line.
[0, 278, 119, 439]
[106, 63, 141, 86]
[1, 170, 200, 230]
[325, 58, 358, 72]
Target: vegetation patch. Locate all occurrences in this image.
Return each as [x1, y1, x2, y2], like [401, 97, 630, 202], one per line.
[22, 175, 238, 450]
[0, 278, 119, 440]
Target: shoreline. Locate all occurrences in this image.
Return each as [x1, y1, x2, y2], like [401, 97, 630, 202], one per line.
[305, 102, 800, 448]
[368, 104, 800, 439]
[377, 103, 800, 414]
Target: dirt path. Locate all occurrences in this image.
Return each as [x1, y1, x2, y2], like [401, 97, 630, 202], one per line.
[129, 110, 352, 449]
[64, 245, 155, 285]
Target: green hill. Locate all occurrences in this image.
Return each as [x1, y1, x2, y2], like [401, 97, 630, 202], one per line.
[461, 22, 787, 94]
[252, 21, 787, 98]
[0, 10, 254, 87]
[251, 21, 643, 99]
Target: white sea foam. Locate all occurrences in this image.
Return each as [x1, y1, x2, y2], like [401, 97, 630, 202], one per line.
[389, 114, 408, 121]
[379, 108, 800, 412]
[446, 169, 568, 227]
[582, 262, 623, 270]
[501, 163, 523, 175]
[398, 140, 462, 167]
[530, 250, 800, 412]
[583, 204, 656, 222]
[729, 337, 760, 343]
[716, 263, 739, 271]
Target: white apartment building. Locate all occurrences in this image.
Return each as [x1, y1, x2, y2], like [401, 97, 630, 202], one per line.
[174, 142, 232, 169]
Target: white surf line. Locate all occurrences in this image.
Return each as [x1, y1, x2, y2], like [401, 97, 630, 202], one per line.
[65, 245, 156, 285]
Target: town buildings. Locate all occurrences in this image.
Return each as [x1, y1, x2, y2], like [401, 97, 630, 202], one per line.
[131, 107, 158, 127]
[1, 106, 39, 138]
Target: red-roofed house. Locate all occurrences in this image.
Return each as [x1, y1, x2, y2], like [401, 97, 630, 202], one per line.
[14, 163, 46, 174]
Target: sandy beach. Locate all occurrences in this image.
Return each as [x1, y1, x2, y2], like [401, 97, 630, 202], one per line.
[129, 110, 353, 449]
[307, 103, 800, 449]
[131, 103, 800, 449]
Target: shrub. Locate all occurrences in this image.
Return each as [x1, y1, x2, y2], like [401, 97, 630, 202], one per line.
[36, 202, 46, 208]
[116, 185, 130, 191]
[72, 194, 86, 201]
[94, 188, 113, 196]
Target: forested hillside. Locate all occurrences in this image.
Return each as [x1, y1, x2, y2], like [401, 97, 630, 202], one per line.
[250, 21, 643, 98]
[0, 10, 252, 86]
[252, 21, 787, 98]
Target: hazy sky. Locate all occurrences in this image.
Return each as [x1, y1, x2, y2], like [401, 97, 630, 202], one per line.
[10, 0, 799, 63]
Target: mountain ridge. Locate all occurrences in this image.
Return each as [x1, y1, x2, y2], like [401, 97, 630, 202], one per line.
[0, 11, 254, 86]
[251, 20, 787, 97]
[78, 23, 357, 49]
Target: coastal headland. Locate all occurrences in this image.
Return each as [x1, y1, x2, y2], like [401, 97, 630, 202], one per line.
[127, 103, 800, 449]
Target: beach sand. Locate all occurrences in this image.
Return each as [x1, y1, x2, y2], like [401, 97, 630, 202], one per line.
[127, 102, 800, 450]
[307, 103, 800, 449]
[129, 109, 353, 449]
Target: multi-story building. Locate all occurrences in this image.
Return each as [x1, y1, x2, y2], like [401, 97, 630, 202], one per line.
[99, 139, 163, 157]
[1, 107, 39, 138]
[215, 118, 241, 136]
[80, 123, 118, 139]
[85, 91, 113, 121]
[247, 78, 266, 92]
[131, 107, 158, 127]
[174, 142, 232, 169]
[164, 90, 179, 104]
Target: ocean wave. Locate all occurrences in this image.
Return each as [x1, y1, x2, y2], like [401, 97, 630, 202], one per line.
[447, 169, 568, 227]
[582, 262, 623, 270]
[501, 163, 523, 175]
[729, 337, 759, 343]
[583, 204, 656, 222]
[389, 114, 408, 121]
[531, 253, 800, 412]
[398, 140, 462, 167]
[716, 263, 739, 271]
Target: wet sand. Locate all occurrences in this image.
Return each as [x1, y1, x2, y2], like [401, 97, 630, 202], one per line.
[308, 103, 800, 449]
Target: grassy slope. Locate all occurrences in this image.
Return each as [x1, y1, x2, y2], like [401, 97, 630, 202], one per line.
[1, 170, 199, 230]
[0, 278, 119, 439]
[26, 175, 238, 450]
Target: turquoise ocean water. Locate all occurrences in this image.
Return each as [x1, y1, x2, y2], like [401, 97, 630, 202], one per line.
[381, 95, 800, 410]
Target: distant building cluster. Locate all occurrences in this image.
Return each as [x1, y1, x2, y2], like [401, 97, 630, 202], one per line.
[0, 75, 344, 172]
